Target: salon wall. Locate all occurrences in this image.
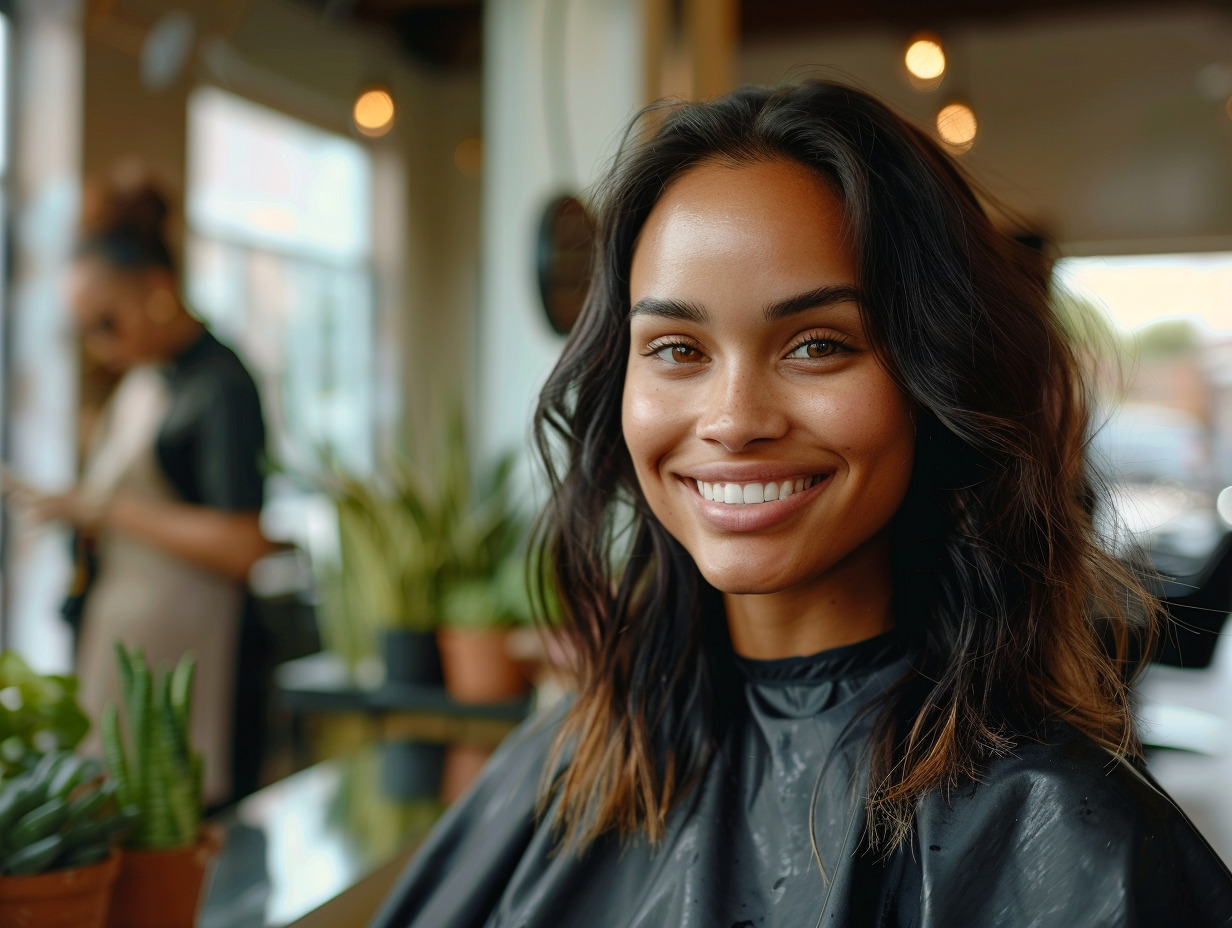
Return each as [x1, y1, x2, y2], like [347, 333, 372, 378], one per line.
[477, 0, 643, 473]
[740, 7, 1232, 254]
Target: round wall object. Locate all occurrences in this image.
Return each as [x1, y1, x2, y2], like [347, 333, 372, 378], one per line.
[536, 194, 594, 335]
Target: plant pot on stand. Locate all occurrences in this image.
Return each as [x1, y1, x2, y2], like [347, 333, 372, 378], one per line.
[436, 604, 531, 802]
[436, 626, 527, 704]
[382, 627, 443, 687]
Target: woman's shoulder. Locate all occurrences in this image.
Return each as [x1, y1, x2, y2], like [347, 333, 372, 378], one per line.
[903, 723, 1232, 926]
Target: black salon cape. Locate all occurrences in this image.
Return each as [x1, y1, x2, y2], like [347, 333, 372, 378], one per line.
[369, 634, 1232, 927]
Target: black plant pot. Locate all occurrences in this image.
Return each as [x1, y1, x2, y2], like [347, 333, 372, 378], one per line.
[382, 628, 443, 686]
[380, 739, 447, 801]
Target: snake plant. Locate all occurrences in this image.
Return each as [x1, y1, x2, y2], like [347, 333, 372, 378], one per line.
[100, 644, 203, 849]
[325, 411, 525, 636]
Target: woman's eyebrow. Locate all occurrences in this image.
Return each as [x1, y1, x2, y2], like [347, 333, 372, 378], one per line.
[764, 285, 863, 321]
[628, 297, 708, 322]
[628, 285, 862, 323]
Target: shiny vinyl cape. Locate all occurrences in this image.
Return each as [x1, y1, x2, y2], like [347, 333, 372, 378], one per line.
[370, 635, 1232, 927]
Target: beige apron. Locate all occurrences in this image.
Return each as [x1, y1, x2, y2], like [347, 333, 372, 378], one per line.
[76, 366, 241, 805]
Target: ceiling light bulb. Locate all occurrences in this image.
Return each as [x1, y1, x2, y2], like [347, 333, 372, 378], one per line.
[937, 102, 977, 152]
[354, 88, 395, 137]
[906, 36, 946, 81]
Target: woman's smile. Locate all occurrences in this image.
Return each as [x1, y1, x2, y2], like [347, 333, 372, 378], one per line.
[621, 158, 916, 627]
[672, 469, 831, 533]
[687, 473, 827, 505]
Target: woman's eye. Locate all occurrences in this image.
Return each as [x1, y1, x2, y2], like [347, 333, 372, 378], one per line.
[785, 338, 845, 360]
[652, 343, 704, 364]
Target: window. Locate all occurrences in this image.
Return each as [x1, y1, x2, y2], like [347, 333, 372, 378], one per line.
[1054, 252, 1232, 575]
[0, 6, 12, 644]
[185, 87, 378, 480]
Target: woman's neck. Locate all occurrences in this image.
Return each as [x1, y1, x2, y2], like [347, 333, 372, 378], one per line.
[156, 314, 205, 361]
[723, 532, 895, 659]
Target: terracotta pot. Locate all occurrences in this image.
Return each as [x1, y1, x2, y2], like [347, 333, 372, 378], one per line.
[436, 627, 529, 704]
[106, 824, 224, 928]
[0, 849, 121, 928]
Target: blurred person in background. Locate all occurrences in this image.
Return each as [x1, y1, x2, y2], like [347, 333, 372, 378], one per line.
[7, 168, 271, 806]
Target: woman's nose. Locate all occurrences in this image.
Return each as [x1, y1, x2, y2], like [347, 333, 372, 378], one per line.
[694, 365, 789, 452]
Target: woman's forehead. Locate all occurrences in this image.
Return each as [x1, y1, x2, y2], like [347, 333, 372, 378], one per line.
[630, 159, 857, 309]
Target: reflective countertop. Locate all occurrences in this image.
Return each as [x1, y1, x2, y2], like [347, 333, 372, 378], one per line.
[201, 741, 449, 928]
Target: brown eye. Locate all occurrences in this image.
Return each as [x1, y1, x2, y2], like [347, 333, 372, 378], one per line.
[672, 345, 700, 362]
[650, 342, 705, 363]
[787, 338, 844, 360]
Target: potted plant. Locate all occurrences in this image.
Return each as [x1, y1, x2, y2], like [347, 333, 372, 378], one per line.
[101, 645, 223, 928]
[0, 650, 91, 778]
[330, 471, 443, 686]
[323, 411, 532, 696]
[0, 750, 134, 928]
[400, 412, 531, 705]
[438, 552, 533, 704]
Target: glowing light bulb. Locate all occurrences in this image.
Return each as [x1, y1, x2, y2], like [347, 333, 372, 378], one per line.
[354, 88, 395, 137]
[905, 35, 946, 82]
[937, 102, 977, 152]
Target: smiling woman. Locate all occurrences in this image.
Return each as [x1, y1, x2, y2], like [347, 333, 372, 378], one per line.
[623, 160, 914, 657]
[370, 81, 1232, 928]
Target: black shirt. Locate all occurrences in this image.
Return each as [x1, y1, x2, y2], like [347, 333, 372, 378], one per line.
[156, 329, 266, 511]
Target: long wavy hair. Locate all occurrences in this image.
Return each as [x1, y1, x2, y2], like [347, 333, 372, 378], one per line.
[532, 80, 1156, 852]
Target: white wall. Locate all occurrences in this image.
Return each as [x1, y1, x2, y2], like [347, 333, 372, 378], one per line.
[478, 0, 642, 478]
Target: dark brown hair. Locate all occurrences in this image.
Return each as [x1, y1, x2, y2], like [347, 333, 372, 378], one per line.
[532, 80, 1156, 852]
[76, 166, 176, 273]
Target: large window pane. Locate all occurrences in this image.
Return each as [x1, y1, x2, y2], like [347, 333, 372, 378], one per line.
[187, 86, 371, 263]
[185, 88, 377, 481]
[1055, 253, 1232, 575]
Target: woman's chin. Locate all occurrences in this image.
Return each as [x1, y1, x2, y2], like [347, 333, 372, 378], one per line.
[694, 560, 803, 597]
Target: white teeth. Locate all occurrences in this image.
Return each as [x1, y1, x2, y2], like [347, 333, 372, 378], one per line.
[695, 475, 823, 505]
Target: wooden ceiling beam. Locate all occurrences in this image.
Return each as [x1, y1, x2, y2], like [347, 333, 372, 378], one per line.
[740, 0, 1227, 38]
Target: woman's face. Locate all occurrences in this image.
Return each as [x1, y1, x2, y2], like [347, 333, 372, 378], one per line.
[68, 257, 169, 371]
[621, 158, 915, 598]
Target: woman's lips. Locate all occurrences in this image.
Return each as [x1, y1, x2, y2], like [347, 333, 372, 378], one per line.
[679, 472, 832, 532]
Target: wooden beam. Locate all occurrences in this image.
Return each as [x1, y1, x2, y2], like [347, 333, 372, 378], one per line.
[740, 0, 1227, 40]
[644, 0, 738, 103]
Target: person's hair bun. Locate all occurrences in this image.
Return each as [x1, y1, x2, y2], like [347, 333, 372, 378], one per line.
[77, 163, 177, 271]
